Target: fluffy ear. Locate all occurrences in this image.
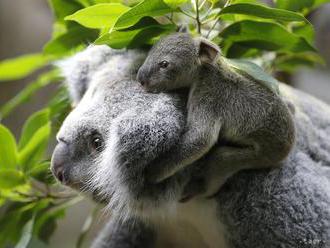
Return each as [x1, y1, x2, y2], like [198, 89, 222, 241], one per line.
[56, 45, 114, 106]
[195, 37, 221, 64]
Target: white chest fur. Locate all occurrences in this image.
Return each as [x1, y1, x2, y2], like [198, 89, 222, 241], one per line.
[153, 198, 228, 248]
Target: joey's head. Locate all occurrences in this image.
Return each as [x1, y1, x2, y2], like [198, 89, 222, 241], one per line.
[137, 33, 221, 93]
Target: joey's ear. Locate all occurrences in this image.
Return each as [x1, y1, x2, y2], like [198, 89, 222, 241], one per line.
[194, 37, 221, 64]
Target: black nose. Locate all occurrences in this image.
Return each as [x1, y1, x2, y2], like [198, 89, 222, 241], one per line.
[139, 79, 148, 86]
[136, 69, 148, 87]
[51, 142, 69, 184]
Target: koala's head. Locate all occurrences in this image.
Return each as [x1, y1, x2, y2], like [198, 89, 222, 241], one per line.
[51, 46, 200, 220]
[136, 33, 221, 93]
[51, 47, 148, 192]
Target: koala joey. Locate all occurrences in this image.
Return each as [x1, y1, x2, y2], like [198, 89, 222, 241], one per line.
[137, 33, 296, 192]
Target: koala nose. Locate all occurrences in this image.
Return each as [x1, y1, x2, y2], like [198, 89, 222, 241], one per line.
[136, 69, 148, 87]
[51, 142, 70, 184]
[139, 79, 147, 86]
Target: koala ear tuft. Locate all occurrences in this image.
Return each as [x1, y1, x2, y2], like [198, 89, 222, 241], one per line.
[195, 37, 221, 64]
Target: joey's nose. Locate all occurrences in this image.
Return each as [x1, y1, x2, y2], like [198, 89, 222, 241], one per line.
[136, 70, 148, 87]
[51, 142, 70, 184]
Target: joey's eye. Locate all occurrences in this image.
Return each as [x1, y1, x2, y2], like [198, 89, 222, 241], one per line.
[89, 133, 104, 153]
[159, 60, 169, 68]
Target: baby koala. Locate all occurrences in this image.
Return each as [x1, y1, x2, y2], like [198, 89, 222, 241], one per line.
[137, 33, 295, 195]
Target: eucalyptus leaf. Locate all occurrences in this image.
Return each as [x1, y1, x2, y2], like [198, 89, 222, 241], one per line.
[275, 52, 325, 73]
[44, 26, 98, 56]
[275, 0, 313, 12]
[0, 54, 49, 82]
[314, 0, 330, 9]
[15, 215, 35, 248]
[0, 70, 59, 119]
[96, 23, 175, 48]
[224, 58, 280, 94]
[18, 123, 51, 171]
[0, 170, 25, 189]
[164, 0, 188, 8]
[65, 3, 130, 29]
[220, 3, 309, 23]
[48, 0, 84, 21]
[0, 125, 17, 169]
[19, 109, 50, 150]
[292, 23, 315, 44]
[220, 20, 316, 55]
[114, 0, 173, 29]
[276, 0, 330, 13]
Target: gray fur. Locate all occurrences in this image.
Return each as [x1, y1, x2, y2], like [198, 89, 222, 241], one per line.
[52, 45, 330, 248]
[137, 33, 296, 195]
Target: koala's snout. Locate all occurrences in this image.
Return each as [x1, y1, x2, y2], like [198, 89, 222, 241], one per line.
[136, 67, 149, 87]
[51, 141, 70, 185]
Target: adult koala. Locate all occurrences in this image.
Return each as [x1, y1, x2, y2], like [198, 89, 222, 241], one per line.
[51, 45, 330, 248]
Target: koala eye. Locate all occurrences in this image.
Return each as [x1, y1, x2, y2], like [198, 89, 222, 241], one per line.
[159, 60, 169, 68]
[89, 133, 104, 153]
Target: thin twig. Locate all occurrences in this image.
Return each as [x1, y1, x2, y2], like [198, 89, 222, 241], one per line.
[206, 18, 220, 38]
[224, 0, 231, 8]
[199, 0, 207, 9]
[201, 3, 214, 22]
[195, 0, 201, 34]
[206, 0, 231, 38]
[180, 8, 196, 19]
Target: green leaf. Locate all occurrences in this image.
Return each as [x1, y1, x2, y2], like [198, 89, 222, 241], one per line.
[93, 0, 124, 3]
[114, 0, 173, 29]
[224, 58, 280, 94]
[313, 0, 330, 9]
[274, 52, 325, 73]
[96, 22, 175, 48]
[0, 170, 25, 189]
[18, 123, 51, 171]
[0, 202, 48, 246]
[19, 109, 50, 150]
[220, 20, 316, 55]
[231, 0, 261, 3]
[44, 26, 98, 56]
[74, 0, 92, 7]
[275, 0, 330, 13]
[47, 86, 71, 129]
[292, 23, 315, 44]
[65, 3, 130, 29]
[225, 43, 260, 58]
[48, 0, 84, 21]
[207, 0, 220, 4]
[164, 0, 188, 8]
[0, 54, 48, 82]
[26, 161, 53, 184]
[275, 0, 313, 12]
[0, 125, 17, 169]
[220, 3, 309, 23]
[15, 215, 35, 248]
[34, 207, 65, 244]
[0, 70, 59, 119]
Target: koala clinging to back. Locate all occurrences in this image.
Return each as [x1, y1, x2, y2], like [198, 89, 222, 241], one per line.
[137, 33, 296, 191]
